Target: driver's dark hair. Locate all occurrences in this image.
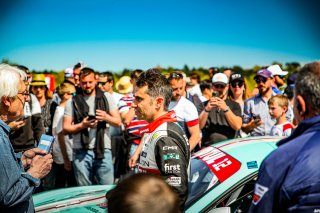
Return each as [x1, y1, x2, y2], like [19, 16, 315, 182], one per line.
[136, 68, 172, 111]
[295, 61, 320, 115]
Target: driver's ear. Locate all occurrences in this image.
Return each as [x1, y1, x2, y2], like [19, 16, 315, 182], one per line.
[155, 96, 165, 109]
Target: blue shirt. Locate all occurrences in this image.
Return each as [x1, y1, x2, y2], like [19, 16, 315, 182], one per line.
[249, 115, 320, 212]
[0, 119, 40, 212]
[243, 94, 293, 136]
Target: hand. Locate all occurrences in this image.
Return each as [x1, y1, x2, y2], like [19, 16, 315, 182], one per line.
[128, 154, 139, 168]
[95, 109, 108, 122]
[82, 117, 98, 128]
[28, 154, 53, 179]
[21, 148, 47, 168]
[64, 158, 72, 171]
[250, 118, 263, 128]
[8, 120, 26, 131]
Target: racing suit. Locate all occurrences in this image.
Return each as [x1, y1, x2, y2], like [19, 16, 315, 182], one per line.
[249, 115, 320, 212]
[138, 111, 190, 209]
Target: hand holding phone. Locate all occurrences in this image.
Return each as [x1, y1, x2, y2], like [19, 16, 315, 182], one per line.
[253, 115, 261, 123]
[212, 91, 220, 97]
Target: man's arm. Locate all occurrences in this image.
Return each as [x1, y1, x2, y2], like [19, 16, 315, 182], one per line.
[154, 136, 190, 210]
[96, 108, 122, 127]
[187, 124, 200, 151]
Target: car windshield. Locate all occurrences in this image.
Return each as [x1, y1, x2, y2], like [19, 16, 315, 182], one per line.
[186, 157, 219, 206]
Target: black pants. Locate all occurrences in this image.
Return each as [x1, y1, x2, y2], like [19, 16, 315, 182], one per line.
[54, 162, 77, 188]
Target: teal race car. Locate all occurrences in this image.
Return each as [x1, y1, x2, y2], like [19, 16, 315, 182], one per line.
[33, 136, 282, 213]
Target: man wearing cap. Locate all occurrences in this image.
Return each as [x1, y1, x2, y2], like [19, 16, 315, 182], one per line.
[242, 69, 292, 136]
[267, 64, 288, 94]
[63, 67, 122, 185]
[199, 73, 242, 146]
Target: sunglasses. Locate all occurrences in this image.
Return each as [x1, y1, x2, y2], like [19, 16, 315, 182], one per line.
[98, 81, 107, 86]
[213, 84, 226, 89]
[231, 81, 244, 88]
[254, 78, 267, 84]
[169, 72, 183, 80]
[275, 75, 285, 79]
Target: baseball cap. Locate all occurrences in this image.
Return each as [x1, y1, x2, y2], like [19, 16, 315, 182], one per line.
[212, 73, 228, 85]
[255, 69, 273, 79]
[230, 73, 244, 82]
[267, 64, 288, 76]
[64, 67, 74, 78]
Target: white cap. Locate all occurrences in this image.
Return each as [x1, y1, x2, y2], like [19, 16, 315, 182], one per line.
[64, 67, 74, 78]
[212, 73, 229, 85]
[267, 65, 288, 76]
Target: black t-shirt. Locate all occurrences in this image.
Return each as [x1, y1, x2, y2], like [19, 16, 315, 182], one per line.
[200, 99, 242, 146]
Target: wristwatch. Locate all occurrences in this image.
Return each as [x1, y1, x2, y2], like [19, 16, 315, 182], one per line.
[223, 106, 230, 113]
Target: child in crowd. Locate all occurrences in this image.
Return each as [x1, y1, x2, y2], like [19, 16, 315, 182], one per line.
[268, 95, 294, 136]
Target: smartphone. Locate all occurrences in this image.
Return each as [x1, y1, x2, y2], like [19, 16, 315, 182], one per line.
[88, 115, 96, 120]
[37, 134, 55, 154]
[16, 115, 29, 122]
[212, 91, 220, 97]
[253, 115, 261, 123]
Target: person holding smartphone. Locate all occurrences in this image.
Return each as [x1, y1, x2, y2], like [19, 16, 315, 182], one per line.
[199, 73, 242, 147]
[0, 64, 52, 212]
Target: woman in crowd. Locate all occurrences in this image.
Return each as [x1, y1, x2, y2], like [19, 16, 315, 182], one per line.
[52, 82, 77, 188]
[30, 73, 57, 135]
[228, 73, 251, 137]
[228, 73, 251, 114]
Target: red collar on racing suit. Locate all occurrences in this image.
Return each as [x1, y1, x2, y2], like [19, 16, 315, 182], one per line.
[138, 111, 177, 135]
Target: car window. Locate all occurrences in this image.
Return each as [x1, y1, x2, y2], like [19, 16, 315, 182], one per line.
[186, 158, 220, 206]
[207, 174, 257, 212]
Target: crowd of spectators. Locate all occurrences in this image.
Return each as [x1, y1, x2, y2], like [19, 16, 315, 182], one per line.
[1, 60, 318, 212]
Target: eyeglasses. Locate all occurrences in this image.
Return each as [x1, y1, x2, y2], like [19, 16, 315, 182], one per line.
[231, 81, 244, 88]
[18, 91, 30, 97]
[254, 78, 267, 84]
[213, 84, 226, 89]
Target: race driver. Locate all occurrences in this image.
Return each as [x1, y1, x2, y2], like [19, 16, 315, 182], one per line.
[129, 68, 190, 210]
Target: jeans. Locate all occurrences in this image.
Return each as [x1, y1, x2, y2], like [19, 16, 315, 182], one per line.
[73, 148, 114, 185]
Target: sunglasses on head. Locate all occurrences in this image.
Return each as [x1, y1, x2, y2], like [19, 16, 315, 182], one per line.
[254, 77, 267, 84]
[231, 81, 244, 88]
[169, 72, 183, 80]
[213, 84, 226, 89]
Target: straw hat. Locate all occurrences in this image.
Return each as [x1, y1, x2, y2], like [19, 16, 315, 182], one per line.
[116, 76, 133, 94]
[30, 73, 47, 86]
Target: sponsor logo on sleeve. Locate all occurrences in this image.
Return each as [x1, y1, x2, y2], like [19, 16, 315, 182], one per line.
[164, 163, 181, 174]
[252, 183, 269, 205]
[166, 177, 181, 186]
[163, 146, 178, 151]
[141, 151, 147, 158]
[163, 153, 180, 160]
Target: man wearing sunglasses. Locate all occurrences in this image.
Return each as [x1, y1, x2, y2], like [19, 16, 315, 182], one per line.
[267, 64, 288, 95]
[199, 73, 242, 146]
[242, 69, 292, 136]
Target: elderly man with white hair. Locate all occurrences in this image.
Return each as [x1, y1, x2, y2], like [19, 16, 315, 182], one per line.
[0, 64, 53, 212]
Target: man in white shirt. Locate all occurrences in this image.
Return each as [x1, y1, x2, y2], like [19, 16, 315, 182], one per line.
[167, 72, 201, 151]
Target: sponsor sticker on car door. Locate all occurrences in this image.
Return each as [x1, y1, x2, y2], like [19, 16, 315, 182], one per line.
[193, 146, 241, 182]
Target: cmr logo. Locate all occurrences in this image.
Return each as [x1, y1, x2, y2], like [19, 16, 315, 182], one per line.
[164, 163, 181, 174]
[163, 146, 178, 151]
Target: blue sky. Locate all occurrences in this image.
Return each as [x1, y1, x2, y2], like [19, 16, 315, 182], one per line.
[0, 0, 319, 72]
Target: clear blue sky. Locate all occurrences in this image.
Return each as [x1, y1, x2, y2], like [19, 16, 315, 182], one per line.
[0, 0, 319, 72]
